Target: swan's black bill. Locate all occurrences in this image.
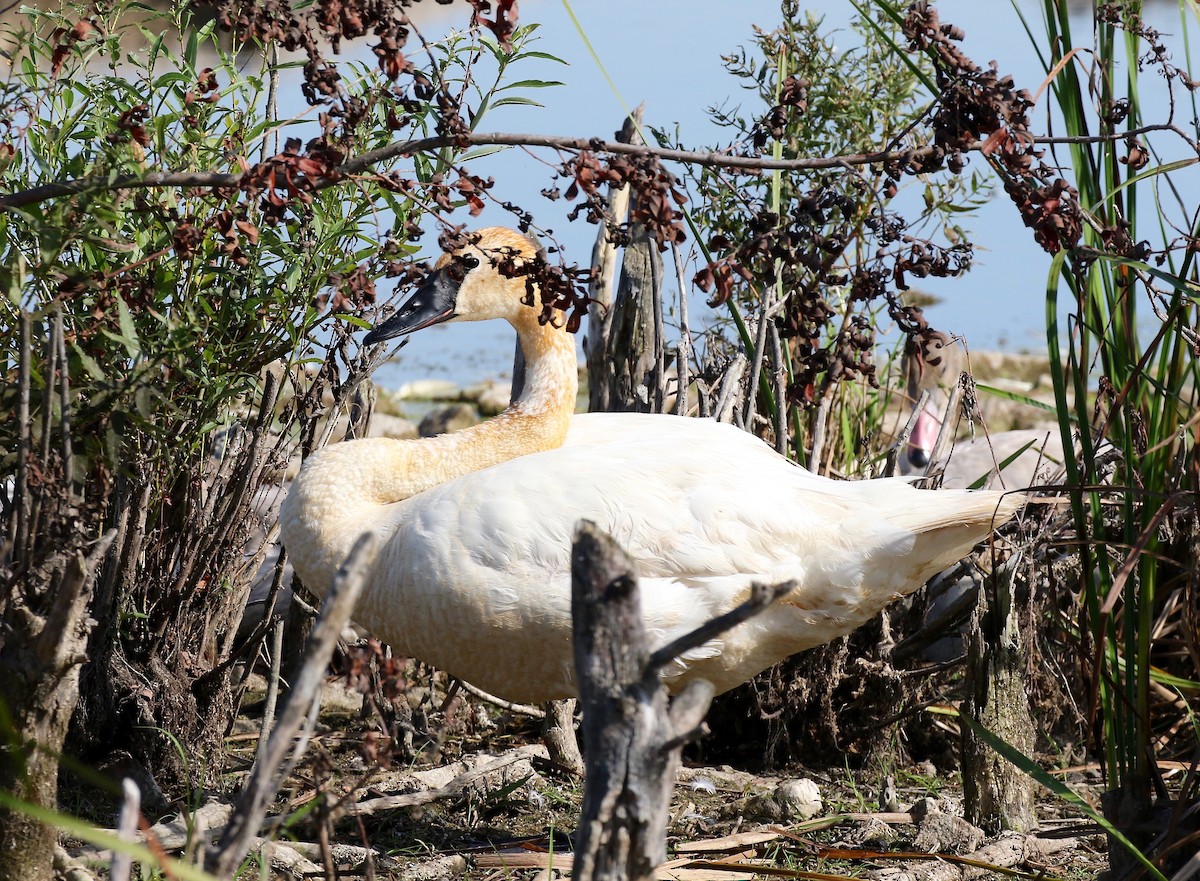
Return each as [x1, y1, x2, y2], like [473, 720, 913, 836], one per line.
[363, 268, 462, 345]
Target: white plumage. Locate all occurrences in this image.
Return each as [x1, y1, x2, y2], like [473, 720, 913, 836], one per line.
[281, 228, 1023, 703]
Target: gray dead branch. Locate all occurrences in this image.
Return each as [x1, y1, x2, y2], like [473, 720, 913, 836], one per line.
[455, 678, 546, 718]
[918, 378, 966, 489]
[109, 778, 140, 881]
[52, 845, 98, 881]
[586, 107, 642, 414]
[885, 389, 930, 478]
[669, 243, 695, 417]
[569, 521, 793, 881]
[342, 745, 547, 816]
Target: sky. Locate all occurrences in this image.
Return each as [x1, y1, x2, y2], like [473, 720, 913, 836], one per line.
[322, 0, 1196, 387]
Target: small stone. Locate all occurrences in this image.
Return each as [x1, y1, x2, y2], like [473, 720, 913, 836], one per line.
[774, 778, 823, 820]
[849, 816, 900, 848]
[912, 812, 984, 854]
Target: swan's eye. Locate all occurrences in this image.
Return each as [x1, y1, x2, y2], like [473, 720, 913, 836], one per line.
[461, 254, 480, 270]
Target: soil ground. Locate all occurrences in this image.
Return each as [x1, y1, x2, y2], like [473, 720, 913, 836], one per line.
[84, 667, 1112, 881]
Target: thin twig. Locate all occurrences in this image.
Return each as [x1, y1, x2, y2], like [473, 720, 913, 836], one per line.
[768, 319, 787, 455]
[109, 779, 141, 881]
[54, 307, 73, 493]
[650, 235, 667, 413]
[206, 532, 375, 877]
[670, 242, 693, 417]
[808, 389, 832, 472]
[455, 679, 546, 719]
[885, 389, 930, 478]
[645, 580, 795, 678]
[921, 382, 965, 489]
[740, 288, 774, 432]
[14, 310, 30, 566]
[257, 618, 287, 765]
[713, 354, 747, 424]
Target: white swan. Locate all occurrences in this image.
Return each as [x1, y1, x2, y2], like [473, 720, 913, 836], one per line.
[280, 228, 1023, 703]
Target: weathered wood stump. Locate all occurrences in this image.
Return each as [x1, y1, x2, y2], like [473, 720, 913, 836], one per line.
[570, 521, 792, 881]
[962, 555, 1036, 833]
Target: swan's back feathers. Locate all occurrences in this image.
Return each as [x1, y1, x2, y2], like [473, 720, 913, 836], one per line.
[287, 227, 1026, 704]
[352, 413, 1022, 702]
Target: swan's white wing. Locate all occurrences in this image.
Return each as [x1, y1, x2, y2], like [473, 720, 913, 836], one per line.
[354, 413, 1016, 702]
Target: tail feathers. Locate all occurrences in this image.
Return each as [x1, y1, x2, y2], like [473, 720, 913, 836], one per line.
[886, 488, 1025, 583]
[890, 488, 1025, 536]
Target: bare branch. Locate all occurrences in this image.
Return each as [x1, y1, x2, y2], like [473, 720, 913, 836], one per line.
[0, 131, 966, 211]
[645, 580, 795, 679]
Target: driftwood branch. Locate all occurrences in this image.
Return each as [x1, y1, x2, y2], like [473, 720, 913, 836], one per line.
[341, 746, 545, 817]
[108, 779, 140, 881]
[454, 679, 545, 719]
[541, 698, 585, 777]
[205, 532, 375, 877]
[569, 521, 791, 881]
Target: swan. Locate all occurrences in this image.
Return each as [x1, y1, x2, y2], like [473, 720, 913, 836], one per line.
[902, 331, 1065, 489]
[280, 228, 1023, 703]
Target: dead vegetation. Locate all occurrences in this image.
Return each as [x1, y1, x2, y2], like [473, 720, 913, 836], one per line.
[1, 0, 1197, 878]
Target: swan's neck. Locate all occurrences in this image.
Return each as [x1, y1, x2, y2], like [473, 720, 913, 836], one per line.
[280, 315, 578, 595]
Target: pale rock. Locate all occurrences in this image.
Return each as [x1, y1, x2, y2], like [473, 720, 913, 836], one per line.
[398, 855, 469, 881]
[775, 777, 823, 820]
[848, 816, 900, 848]
[369, 412, 419, 440]
[397, 379, 460, 400]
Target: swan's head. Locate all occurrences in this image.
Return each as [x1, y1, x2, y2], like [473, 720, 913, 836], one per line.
[364, 227, 540, 344]
[904, 330, 955, 468]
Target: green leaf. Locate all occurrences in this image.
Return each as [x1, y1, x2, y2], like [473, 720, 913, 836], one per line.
[460, 145, 510, 161]
[72, 346, 107, 381]
[490, 96, 544, 109]
[509, 50, 569, 65]
[113, 297, 141, 358]
[966, 437, 1040, 490]
[974, 383, 1077, 425]
[496, 78, 565, 90]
